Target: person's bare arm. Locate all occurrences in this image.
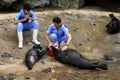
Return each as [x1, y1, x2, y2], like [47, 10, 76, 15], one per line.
[66, 34, 72, 45]
[13, 18, 26, 25]
[45, 33, 53, 45]
[61, 33, 72, 51]
[29, 16, 37, 21]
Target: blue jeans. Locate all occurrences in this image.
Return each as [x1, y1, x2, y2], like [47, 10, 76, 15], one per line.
[50, 34, 67, 45]
[16, 21, 39, 32]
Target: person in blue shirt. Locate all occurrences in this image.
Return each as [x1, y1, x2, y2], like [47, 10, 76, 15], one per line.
[45, 17, 72, 51]
[13, 3, 40, 49]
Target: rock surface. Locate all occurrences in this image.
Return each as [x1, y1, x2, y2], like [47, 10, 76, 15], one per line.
[0, 8, 120, 80]
[0, 0, 120, 11]
[0, 0, 50, 10]
[0, 0, 16, 10]
[51, 0, 85, 8]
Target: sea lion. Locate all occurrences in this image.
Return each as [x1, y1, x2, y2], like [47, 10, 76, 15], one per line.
[47, 46, 108, 70]
[25, 44, 46, 70]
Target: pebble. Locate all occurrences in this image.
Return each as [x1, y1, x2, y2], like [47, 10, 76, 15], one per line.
[24, 76, 30, 80]
[0, 76, 14, 80]
[13, 57, 20, 59]
[49, 78, 57, 80]
[41, 60, 46, 65]
[79, 43, 82, 46]
[1, 52, 13, 58]
[114, 42, 120, 44]
[8, 73, 16, 77]
[73, 28, 79, 31]
[28, 42, 33, 45]
[90, 22, 96, 25]
[87, 38, 92, 42]
[103, 55, 113, 61]
[3, 27, 8, 31]
[0, 62, 4, 65]
[12, 46, 16, 50]
[42, 67, 52, 73]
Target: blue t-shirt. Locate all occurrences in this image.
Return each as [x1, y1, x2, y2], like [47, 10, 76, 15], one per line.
[46, 24, 69, 38]
[14, 10, 37, 23]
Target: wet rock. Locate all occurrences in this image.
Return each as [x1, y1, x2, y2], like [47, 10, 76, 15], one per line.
[73, 28, 79, 31]
[24, 76, 30, 80]
[79, 43, 83, 46]
[3, 27, 8, 31]
[103, 55, 113, 61]
[0, 0, 50, 10]
[42, 67, 52, 73]
[100, 16, 108, 19]
[0, 62, 4, 65]
[0, 76, 5, 80]
[49, 78, 57, 80]
[0, 76, 14, 80]
[76, 14, 81, 18]
[0, 0, 16, 10]
[29, 0, 50, 8]
[51, 0, 85, 8]
[65, 15, 73, 20]
[90, 22, 96, 25]
[13, 57, 20, 59]
[114, 42, 120, 44]
[28, 42, 33, 45]
[1, 53, 13, 58]
[8, 73, 16, 77]
[41, 60, 46, 65]
[87, 38, 92, 43]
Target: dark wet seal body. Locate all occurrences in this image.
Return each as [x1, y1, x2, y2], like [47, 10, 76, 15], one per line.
[106, 14, 120, 34]
[25, 44, 46, 70]
[48, 46, 108, 70]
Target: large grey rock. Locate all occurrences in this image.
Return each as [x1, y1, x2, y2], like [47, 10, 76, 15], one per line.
[51, 0, 85, 8]
[11, 0, 50, 10]
[24, 0, 50, 8]
[0, 0, 50, 10]
[0, 0, 16, 10]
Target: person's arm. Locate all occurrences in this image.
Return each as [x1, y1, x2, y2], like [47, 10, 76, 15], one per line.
[13, 18, 27, 25]
[29, 17, 37, 21]
[61, 33, 72, 51]
[45, 33, 53, 45]
[29, 11, 37, 21]
[45, 24, 53, 45]
[13, 11, 27, 25]
[61, 27, 72, 51]
[66, 33, 72, 45]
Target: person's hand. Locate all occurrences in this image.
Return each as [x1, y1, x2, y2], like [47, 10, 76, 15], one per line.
[23, 18, 27, 21]
[48, 42, 53, 46]
[13, 20, 19, 25]
[25, 15, 30, 19]
[61, 45, 68, 51]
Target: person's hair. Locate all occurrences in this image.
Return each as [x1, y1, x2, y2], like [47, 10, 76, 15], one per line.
[23, 3, 31, 11]
[53, 17, 61, 24]
[109, 13, 114, 18]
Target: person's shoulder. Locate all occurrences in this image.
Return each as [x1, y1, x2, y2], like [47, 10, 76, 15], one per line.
[61, 24, 67, 29]
[49, 24, 55, 27]
[17, 9, 23, 13]
[30, 10, 35, 14]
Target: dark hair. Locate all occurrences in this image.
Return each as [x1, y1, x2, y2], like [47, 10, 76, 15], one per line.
[53, 17, 61, 23]
[109, 14, 114, 18]
[23, 3, 31, 11]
